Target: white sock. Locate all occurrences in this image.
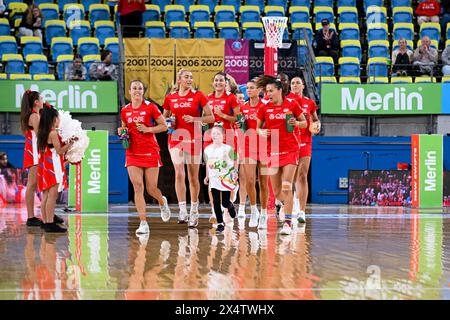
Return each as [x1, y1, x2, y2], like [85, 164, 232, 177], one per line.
[239, 204, 245, 212]
[293, 196, 300, 212]
[251, 205, 258, 214]
[261, 208, 267, 216]
[179, 201, 187, 212]
[191, 202, 199, 212]
[276, 199, 283, 206]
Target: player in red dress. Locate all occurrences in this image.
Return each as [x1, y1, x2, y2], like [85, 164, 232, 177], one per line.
[118, 80, 172, 236]
[287, 76, 320, 223]
[162, 70, 215, 228]
[235, 79, 270, 229]
[256, 77, 307, 235]
[20, 90, 50, 227]
[37, 104, 74, 233]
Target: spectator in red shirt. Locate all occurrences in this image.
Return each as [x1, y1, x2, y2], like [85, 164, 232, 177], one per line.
[416, 0, 440, 25]
[118, 0, 146, 37]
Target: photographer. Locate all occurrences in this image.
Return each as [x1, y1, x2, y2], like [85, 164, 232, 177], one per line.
[65, 55, 87, 81]
[89, 50, 118, 81]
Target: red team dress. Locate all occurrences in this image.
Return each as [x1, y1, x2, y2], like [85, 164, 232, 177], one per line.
[23, 110, 39, 169]
[120, 100, 163, 168]
[162, 89, 209, 156]
[256, 99, 302, 168]
[204, 91, 239, 150]
[237, 99, 266, 162]
[38, 130, 67, 192]
[286, 92, 317, 157]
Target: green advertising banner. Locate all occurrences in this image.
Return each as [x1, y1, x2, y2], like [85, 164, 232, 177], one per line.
[68, 164, 76, 207]
[76, 130, 109, 213]
[0, 81, 118, 113]
[321, 84, 442, 115]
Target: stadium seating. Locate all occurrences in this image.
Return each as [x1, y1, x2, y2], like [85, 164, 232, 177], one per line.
[297, 40, 307, 66]
[339, 76, 361, 84]
[21, 36, 43, 59]
[94, 21, 115, 46]
[292, 22, 313, 43]
[33, 74, 56, 80]
[391, 0, 411, 8]
[315, 0, 333, 7]
[442, 76, 450, 83]
[215, 6, 236, 26]
[145, 21, 166, 38]
[69, 20, 91, 46]
[367, 23, 388, 42]
[0, 36, 17, 60]
[2, 53, 24, 74]
[26, 54, 49, 75]
[81, 0, 102, 10]
[89, 4, 110, 27]
[175, 0, 195, 12]
[415, 77, 436, 83]
[392, 39, 413, 51]
[315, 56, 335, 77]
[34, 0, 55, 6]
[222, 0, 241, 11]
[194, 21, 215, 38]
[392, 7, 413, 24]
[243, 22, 264, 41]
[190, 5, 210, 28]
[82, 54, 100, 80]
[0, 18, 10, 36]
[419, 23, 441, 43]
[338, 7, 358, 24]
[366, 6, 387, 24]
[44, 20, 67, 47]
[391, 77, 412, 83]
[417, 39, 438, 50]
[143, 5, 161, 26]
[289, 6, 310, 24]
[57, 54, 74, 80]
[198, 0, 218, 13]
[339, 57, 360, 77]
[240, 6, 260, 24]
[367, 57, 388, 77]
[364, 0, 384, 13]
[218, 22, 240, 39]
[57, 0, 77, 13]
[63, 3, 85, 24]
[77, 37, 100, 58]
[245, 0, 264, 13]
[339, 23, 360, 41]
[264, 6, 285, 18]
[169, 21, 190, 38]
[8, 3, 27, 26]
[152, 0, 171, 13]
[105, 37, 119, 64]
[341, 40, 362, 61]
[9, 73, 31, 80]
[367, 76, 388, 84]
[314, 6, 334, 24]
[293, 0, 311, 8]
[51, 37, 73, 61]
[393, 23, 414, 41]
[165, 5, 186, 27]
[338, 0, 356, 6]
[39, 3, 59, 25]
[0, 73, 6, 80]
[268, 0, 288, 11]
[368, 40, 390, 59]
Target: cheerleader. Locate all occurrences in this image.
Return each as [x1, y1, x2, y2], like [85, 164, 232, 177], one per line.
[117, 80, 171, 235]
[256, 76, 307, 235]
[162, 69, 215, 228]
[236, 79, 270, 229]
[37, 104, 73, 233]
[287, 77, 320, 223]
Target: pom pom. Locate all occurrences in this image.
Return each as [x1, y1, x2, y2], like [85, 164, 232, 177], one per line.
[57, 110, 90, 164]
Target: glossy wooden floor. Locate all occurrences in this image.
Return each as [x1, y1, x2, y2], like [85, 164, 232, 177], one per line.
[0, 204, 449, 300]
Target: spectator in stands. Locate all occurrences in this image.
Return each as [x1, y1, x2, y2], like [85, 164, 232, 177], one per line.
[0, 152, 14, 169]
[442, 0, 450, 38]
[314, 19, 339, 65]
[89, 50, 118, 81]
[442, 44, 450, 75]
[65, 55, 87, 81]
[412, 36, 438, 76]
[118, 0, 146, 38]
[415, 0, 440, 25]
[18, 4, 43, 39]
[0, 1, 6, 18]
[391, 38, 413, 77]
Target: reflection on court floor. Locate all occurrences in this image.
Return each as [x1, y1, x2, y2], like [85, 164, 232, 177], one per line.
[0, 205, 449, 300]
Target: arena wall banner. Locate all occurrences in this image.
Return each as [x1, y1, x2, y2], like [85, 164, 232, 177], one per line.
[321, 84, 442, 115]
[197, 39, 225, 93]
[441, 83, 450, 114]
[176, 39, 201, 89]
[411, 134, 443, 208]
[224, 39, 249, 85]
[0, 81, 118, 113]
[74, 130, 108, 213]
[124, 38, 150, 101]
[149, 38, 176, 106]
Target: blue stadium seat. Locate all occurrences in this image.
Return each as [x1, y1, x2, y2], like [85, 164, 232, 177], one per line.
[339, 76, 361, 84]
[198, 0, 218, 13]
[222, 0, 241, 11]
[420, 23, 441, 43]
[292, 23, 313, 43]
[289, 6, 310, 24]
[83, 54, 100, 80]
[175, 0, 195, 12]
[44, 20, 67, 46]
[314, 6, 334, 24]
[391, 0, 411, 8]
[367, 23, 388, 42]
[268, 0, 288, 11]
[145, 21, 166, 38]
[367, 57, 388, 77]
[368, 40, 389, 59]
[337, 0, 356, 6]
[151, 0, 171, 13]
[63, 4, 85, 24]
[81, 0, 101, 10]
[9, 73, 31, 80]
[38, 4, 59, 26]
[105, 38, 119, 64]
[142, 5, 161, 26]
[190, 5, 210, 28]
[8, 2, 27, 27]
[26, 54, 49, 75]
[315, 56, 334, 77]
[391, 76, 412, 84]
[341, 40, 362, 61]
[57, 0, 77, 13]
[240, 6, 260, 24]
[165, 5, 186, 27]
[33, 73, 55, 80]
[21, 36, 43, 59]
[315, 76, 336, 98]
[339, 57, 360, 77]
[367, 76, 388, 84]
[245, 0, 264, 13]
[442, 76, 450, 83]
[2, 53, 24, 74]
[264, 6, 285, 17]
[314, 0, 333, 7]
[57, 54, 73, 80]
[34, 0, 55, 6]
[392, 7, 413, 24]
[447, 25, 450, 40]
[218, 22, 240, 39]
[297, 40, 308, 66]
[215, 5, 236, 26]
[338, 7, 358, 24]
[50, 37, 73, 61]
[77, 37, 100, 58]
[366, 6, 387, 24]
[364, 0, 384, 12]
[243, 22, 264, 40]
[89, 4, 110, 28]
[169, 21, 191, 38]
[292, 0, 311, 8]
[393, 23, 413, 41]
[0, 18, 10, 36]
[94, 21, 115, 46]
[194, 21, 215, 38]
[0, 35, 17, 60]
[69, 20, 91, 46]
[339, 23, 360, 41]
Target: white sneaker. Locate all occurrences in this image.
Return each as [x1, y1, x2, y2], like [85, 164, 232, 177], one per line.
[160, 196, 171, 222]
[298, 210, 306, 223]
[136, 221, 150, 234]
[249, 209, 260, 228]
[237, 209, 246, 219]
[279, 222, 292, 235]
[188, 207, 199, 228]
[278, 205, 285, 222]
[137, 233, 149, 246]
[178, 210, 188, 224]
[258, 214, 268, 229]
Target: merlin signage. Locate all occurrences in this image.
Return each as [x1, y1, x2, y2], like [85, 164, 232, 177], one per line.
[0, 81, 118, 113]
[321, 84, 442, 115]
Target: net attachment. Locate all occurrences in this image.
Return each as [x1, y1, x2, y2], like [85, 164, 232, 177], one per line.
[262, 17, 288, 49]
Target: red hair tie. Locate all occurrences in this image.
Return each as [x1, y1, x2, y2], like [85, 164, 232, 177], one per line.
[26, 89, 31, 95]
[44, 102, 52, 109]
